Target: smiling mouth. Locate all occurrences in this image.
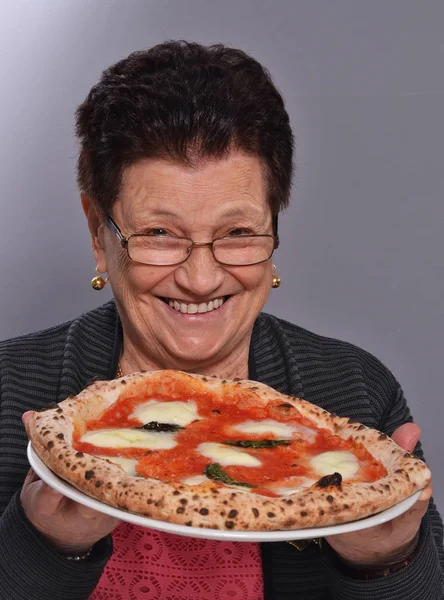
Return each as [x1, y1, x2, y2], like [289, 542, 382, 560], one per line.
[161, 296, 228, 314]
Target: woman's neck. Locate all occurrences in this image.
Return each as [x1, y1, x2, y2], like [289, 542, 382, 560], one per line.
[118, 331, 251, 381]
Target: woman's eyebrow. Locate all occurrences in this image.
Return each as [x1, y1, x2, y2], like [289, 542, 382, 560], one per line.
[137, 208, 178, 219]
[125, 209, 177, 230]
[218, 207, 259, 219]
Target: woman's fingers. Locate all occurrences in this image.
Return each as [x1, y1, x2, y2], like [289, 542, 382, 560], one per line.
[75, 502, 110, 521]
[23, 467, 40, 486]
[22, 468, 65, 516]
[27, 480, 65, 514]
[22, 410, 35, 437]
[419, 483, 433, 503]
[391, 423, 421, 452]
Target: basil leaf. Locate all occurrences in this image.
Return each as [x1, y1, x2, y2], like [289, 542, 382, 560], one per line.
[224, 439, 291, 448]
[135, 421, 183, 432]
[204, 463, 255, 488]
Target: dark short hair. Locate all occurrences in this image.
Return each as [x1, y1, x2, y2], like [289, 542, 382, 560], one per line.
[76, 40, 294, 222]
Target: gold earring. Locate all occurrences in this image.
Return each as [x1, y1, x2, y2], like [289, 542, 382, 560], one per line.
[91, 267, 109, 291]
[272, 264, 281, 289]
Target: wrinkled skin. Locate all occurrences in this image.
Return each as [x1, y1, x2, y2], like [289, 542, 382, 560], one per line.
[83, 153, 275, 380]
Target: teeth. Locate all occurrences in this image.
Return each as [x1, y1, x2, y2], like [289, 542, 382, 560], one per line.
[168, 297, 225, 314]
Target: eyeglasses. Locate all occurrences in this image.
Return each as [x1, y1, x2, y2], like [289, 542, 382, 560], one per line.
[106, 216, 279, 266]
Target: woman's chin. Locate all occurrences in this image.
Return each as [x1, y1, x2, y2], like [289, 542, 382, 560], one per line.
[163, 339, 228, 370]
[152, 295, 237, 366]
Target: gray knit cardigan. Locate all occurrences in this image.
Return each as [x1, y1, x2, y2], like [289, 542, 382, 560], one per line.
[0, 301, 442, 599]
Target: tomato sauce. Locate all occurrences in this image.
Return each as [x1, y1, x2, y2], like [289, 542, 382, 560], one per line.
[73, 375, 387, 495]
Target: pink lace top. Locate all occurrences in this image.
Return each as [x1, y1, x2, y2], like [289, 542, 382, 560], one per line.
[90, 522, 264, 600]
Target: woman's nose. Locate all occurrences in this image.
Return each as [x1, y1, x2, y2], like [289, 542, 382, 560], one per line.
[173, 244, 225, 297]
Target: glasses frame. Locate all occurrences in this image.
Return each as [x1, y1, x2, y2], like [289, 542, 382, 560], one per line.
[106, 216, 279, 267]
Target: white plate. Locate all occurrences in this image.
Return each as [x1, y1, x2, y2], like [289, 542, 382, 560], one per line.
[27, 442, 421, 543]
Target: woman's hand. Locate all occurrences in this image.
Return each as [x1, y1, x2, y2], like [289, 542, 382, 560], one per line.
[21, 411, 121, 555]
[325, 423, 433, 569]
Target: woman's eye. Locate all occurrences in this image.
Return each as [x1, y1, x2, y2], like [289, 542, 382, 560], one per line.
[227, 228, 251, 236]
[148, 228, 170, 236]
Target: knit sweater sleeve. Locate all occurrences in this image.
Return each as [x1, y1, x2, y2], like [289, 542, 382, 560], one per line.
[322, 384, 444, 599]
[0, 491, 113, 600]
[0, 314, 117, 600]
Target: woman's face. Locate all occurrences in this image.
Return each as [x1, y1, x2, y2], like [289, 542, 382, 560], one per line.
[90, 151, 275, 371]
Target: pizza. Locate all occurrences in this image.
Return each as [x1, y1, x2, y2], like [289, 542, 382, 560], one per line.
[28, 370, 431, 531]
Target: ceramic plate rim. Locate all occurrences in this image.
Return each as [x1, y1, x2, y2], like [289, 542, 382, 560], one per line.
[27, 442, 420, 542]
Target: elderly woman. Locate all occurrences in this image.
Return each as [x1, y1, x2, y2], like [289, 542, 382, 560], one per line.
[0, 41, 442, 600]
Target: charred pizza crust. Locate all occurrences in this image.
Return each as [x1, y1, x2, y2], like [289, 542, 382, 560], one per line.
[28, 370, 431, 531]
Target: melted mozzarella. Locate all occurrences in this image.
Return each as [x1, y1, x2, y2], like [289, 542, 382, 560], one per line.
[273, 477, 317, 496]
[310, 451, 359, 480]
[197, 442, 261, 467]
[231, 419, 294, 438]
[231, 419, 317, 442]
[225, 483, 253, 494]
[80, 428, 177, 449]
[182, 473, 252, 493]
[130, 400, 200, 427]
[182, 474, 209, 486]
[289, 423, 318, 443]
[97, 455, 139, 476]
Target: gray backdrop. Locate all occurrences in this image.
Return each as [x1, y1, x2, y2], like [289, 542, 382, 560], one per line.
[0, 0, 443, 514]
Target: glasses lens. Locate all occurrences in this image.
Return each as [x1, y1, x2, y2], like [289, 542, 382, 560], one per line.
[128, 236, 189, 265]
[213, 236, 274, 265]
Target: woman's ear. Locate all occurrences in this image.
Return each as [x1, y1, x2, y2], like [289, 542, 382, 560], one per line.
[81, 194, 108, 272]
